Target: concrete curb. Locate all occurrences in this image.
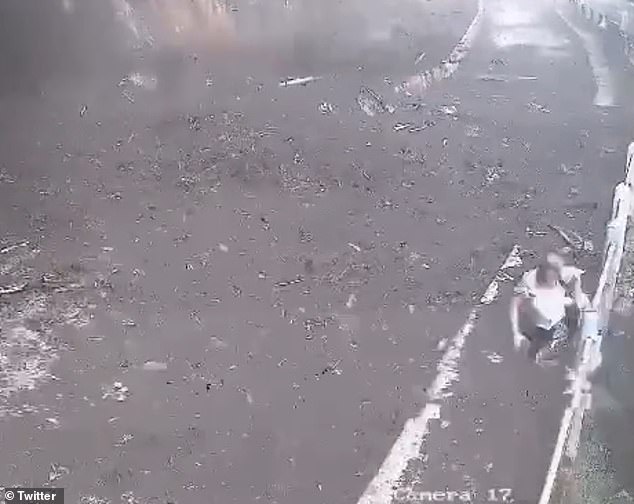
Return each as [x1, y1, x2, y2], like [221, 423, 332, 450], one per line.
[568, 0, 634, 66]
[539, 142, 634, 504]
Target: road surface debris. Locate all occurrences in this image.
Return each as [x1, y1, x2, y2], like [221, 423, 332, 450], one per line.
[279, 76, 321, 87]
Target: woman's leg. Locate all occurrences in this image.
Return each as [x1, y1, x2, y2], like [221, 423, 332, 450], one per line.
[536, 320, 570, 364]
[528, 327, 550, 362]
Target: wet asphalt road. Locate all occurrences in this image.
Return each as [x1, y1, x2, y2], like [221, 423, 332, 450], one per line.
[1, 1, 634, 503]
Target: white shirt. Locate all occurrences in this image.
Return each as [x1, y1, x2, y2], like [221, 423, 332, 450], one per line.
[514, 268, 579, 330]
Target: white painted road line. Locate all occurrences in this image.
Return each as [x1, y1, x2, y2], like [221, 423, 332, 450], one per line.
[538, 406, 574, 504]
[397, 0, 485, 95]
[557, 4, 616, 106]
[357, 245, 521, 504]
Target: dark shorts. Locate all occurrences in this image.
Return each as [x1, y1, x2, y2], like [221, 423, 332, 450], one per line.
[534, 318, 569, 342]
[528, 319, 571, 362]
[517, 299, 580, 362]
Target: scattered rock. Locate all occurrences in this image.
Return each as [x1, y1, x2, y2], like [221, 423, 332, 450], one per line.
[357, 86, 388, 117]
[102, 382, 130, 402]
[319, 102, 336, 115]
[280, 75, 321, 87]
[142, 361, 168, 371]
[528, 101, 550, 113]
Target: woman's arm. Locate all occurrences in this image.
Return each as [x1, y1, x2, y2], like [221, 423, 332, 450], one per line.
[510, 294, 527, 349]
